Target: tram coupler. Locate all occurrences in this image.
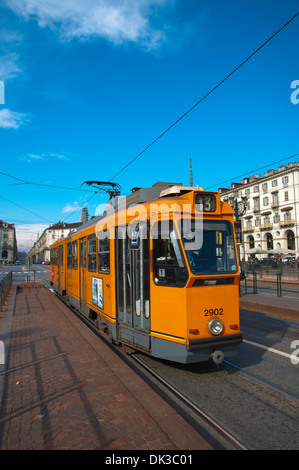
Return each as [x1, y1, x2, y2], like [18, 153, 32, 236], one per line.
[210, 350, 224, 365]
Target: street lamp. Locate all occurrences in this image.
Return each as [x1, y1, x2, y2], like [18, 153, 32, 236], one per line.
[224, 192, 248, 220]
[223, 191, 248, 262]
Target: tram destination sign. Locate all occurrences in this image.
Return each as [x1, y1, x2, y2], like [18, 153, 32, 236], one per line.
[195, 193, 216, 212]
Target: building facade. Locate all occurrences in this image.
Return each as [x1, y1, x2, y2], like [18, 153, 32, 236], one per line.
[80, 207, 90, 223]
[27, 221, 82, 264]
[219, 162, 299, 258]
[0, 220, 17, 262]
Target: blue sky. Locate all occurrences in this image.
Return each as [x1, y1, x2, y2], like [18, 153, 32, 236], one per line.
[0, 0, 298, 251]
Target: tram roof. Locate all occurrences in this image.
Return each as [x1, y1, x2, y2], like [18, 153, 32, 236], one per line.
[64, 182, 211, 239]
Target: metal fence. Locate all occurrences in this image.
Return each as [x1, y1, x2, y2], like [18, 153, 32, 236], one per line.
[241, 261, 299, 280]
[0, 271, 12, 310]
[11, 270, 36, 284]
[0, 270, 37, 288]
[240, 261, 299, 297]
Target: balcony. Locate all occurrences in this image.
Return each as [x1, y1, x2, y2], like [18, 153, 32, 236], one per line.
[243, 225, 255, 233]
[271, 202, 279, 209]
[279, 219, 295, 227]
[259, 223, 273, 231]
[0, 243, 13, 250]
[253, 206, 260, 213]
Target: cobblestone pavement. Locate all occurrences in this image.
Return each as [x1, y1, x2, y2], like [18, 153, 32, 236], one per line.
[0, 286, 212, 450]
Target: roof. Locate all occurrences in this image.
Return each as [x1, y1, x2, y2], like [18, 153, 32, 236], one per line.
[218, 161, 299, 193]
[48, 221, 82, 230]
[0, 220, 15, 229]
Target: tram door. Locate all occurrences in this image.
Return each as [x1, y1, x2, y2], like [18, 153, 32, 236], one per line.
[79, 238, 87, 308]
[58, 245, 63, 290]
[116, 224, 150, 348]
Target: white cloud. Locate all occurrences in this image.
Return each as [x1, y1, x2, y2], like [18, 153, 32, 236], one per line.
[0, 108, 28, 129]
[0, 29, 23, 82]
[19, 153, 44, 163]
[50, 153, 71, 161]
[28, 153, 44, 160]
[0, 29, 23, 43]
[0, 52, 22, 81]
[20, 152, 71, 162]
[62, 196, 90, 214]
[62, 203, 80, 213]
[5, 0, 169, 50]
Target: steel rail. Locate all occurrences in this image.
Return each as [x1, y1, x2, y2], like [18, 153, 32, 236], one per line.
[223, 359, 299, 400]
[130, 353, 247, 451]
[40, 279, 247, 450]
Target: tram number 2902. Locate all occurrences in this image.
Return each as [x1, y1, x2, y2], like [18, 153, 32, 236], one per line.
[204, 308, 223, 316]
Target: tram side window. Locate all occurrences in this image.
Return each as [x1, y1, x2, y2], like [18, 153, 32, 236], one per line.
[51, 248, 57, 265]
[88, 234, 97, 272]
[72, 241, 78, 269]
[153, 221, 188, 287]
[67, 242, 72, 268]
[98, 234, 110, 273]
[59, 246, 63, 266]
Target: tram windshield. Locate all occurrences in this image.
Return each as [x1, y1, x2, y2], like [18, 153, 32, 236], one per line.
[181, 220, 238, 275]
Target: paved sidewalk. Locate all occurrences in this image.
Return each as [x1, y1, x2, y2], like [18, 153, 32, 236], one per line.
[0, 285, 212, 450]
[240, 291, 299, 320]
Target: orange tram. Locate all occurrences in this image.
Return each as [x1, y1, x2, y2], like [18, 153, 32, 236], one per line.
[50, 182, 242, 364]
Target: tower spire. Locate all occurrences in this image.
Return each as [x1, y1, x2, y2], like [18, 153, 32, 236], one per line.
[189, 156, 193, 187]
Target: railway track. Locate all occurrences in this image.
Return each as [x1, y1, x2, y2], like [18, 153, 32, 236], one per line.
[38, 274, 299, 450]
[132, 349, 299, 450]
[130, 352, 247, 450]
[223, 358, 299, 399]
[42, 283, 246, 450]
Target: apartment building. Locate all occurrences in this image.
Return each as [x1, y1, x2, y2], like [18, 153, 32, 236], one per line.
[0, 220, 17, 262]
[219, 162, 299, 258]
[0, 220, 17, 263]
[27, 221, 82, 264]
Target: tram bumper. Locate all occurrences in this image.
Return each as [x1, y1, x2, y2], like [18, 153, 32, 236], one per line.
[151, 333, 242, 364]
[187, 333, 243, 364]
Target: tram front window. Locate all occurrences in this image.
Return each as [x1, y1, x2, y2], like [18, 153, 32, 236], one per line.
[182, 220, 237, 275]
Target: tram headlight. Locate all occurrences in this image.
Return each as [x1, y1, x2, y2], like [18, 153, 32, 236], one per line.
[208, 319, 223, 336]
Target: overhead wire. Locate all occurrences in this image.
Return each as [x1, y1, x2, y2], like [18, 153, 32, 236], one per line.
[2, 151, 298, 226]
[61, 192, 99, 222]
[110, 10, 299, 181]
[0, 171, 96, 192]
[0, 194, 54, 224]
[0, 216, 49, 225]
[0, 171, 98, 225]
[206, 152, 299, 190]
[1, 11, 299, 227]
